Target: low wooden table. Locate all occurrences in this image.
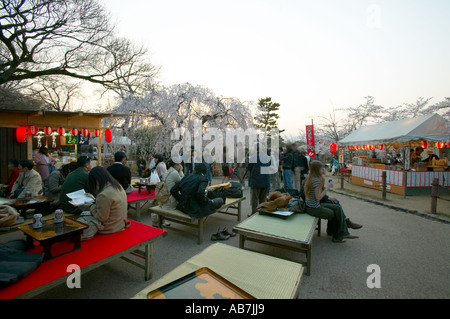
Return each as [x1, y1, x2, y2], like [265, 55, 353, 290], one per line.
[127, 189, 155, 221]
[18, 217, 88, 260]
[7, 196, 53, 218]
[134, 183, 156, 194]
[233, 213, 319, 275]
[133, 243, 304, 299]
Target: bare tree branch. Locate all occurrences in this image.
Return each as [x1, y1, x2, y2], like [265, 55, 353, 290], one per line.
[0, 0, 159, 95]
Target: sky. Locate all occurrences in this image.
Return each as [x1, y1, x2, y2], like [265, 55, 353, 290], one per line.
[101, 0, 450, 137]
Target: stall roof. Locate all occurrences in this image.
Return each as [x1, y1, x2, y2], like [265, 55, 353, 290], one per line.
[339, 113, 450, 146]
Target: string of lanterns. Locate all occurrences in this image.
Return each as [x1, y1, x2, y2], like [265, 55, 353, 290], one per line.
[16, 126, 112, 143]
[328, 142, 447, 154]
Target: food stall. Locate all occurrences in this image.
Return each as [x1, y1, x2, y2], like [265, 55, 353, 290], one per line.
[339, 114, 450, 195]
[0, 109, 118, 183]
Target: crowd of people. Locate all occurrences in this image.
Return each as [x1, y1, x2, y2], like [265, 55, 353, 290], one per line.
[2, 142, 364, 244]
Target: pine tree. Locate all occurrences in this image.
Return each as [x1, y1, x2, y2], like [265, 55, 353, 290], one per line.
[254, 97, 285, 133]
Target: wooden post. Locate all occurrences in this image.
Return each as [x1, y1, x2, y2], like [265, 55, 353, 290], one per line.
[430, 178, 439, 214]
[340, 165, 344, 189]
[382, 171, 387, 200]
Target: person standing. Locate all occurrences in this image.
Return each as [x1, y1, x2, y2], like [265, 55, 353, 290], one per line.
[34, 146, 57, 183]
[247, 143, 271, 215]
[281, 144, 294, 189]
[221, 146, 231, 184]
[292, 143, 303, 192]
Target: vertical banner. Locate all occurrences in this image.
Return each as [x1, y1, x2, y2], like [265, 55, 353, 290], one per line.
[306, 125, 315, 158]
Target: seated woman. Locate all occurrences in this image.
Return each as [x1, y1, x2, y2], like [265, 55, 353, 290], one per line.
[1, 160, 20, 197]
[304, 160, 359, 243]
[170, 163, 223, 218]
[83, 166, 129, 239]
[44, 162, 78, 205]
[10, 160, 43, 200]
[161, 159, 185, 210]
[154, 154, 167, 180]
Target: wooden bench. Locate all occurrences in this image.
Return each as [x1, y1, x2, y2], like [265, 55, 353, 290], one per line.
[0, 220, 166, 299]
[148, 197, 246, 244]
[233, 213, 319, 276]
[132, 243, 304, 299]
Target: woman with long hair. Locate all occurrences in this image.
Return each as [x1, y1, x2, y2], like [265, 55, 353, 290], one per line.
[304, 160, 358, 243]
[85, 166, 129, 236]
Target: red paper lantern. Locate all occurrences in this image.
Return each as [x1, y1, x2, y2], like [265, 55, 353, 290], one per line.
[16, 126, 29, 143]
[82, 129, 89, 136]
[436, 142, 446, 149]
[377, 144, 384, 150]
[71, 128, 79, 136]
[58, 127, 66, 136]
[362, 145, 367, 150]
[28, 125, 39, 135]
[94, 129, 100, 137]
[421, 141, 428, 149]
[369, 144, 375, 150]
[104, 129, 112, 143]
[355, 145, 361, 150]
[44, 127, 53, 135]
[329, 143, 337, 154]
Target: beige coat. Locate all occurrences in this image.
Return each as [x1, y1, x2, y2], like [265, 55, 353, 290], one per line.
[89, 183, 128, 234]
[11, 169, 43, 200]
[161, 167, 184, 209]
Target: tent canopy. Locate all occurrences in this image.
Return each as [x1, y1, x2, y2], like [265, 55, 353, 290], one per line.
[339, 113, 450, 146]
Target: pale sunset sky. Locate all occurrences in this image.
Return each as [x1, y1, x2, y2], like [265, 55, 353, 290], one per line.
[101, 0, 450, 137]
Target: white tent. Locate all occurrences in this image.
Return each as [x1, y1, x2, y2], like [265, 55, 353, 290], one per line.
[339, 113, 450, 146]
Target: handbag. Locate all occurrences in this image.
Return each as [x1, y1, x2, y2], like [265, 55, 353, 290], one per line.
[155, 170, 174, 205]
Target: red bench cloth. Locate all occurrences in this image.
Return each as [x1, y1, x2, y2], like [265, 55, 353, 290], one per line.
[126, 189, 155, 202]
[0, 220, 166, 299]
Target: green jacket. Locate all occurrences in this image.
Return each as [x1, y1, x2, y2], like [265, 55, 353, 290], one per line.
[59, 167, 89, 213]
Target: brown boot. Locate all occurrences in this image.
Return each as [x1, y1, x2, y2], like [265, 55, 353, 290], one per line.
[346, 219, 362, 229]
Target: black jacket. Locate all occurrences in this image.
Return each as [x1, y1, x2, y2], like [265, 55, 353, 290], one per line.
[170, 173, 217, 218]
[107, 163, 131, 191]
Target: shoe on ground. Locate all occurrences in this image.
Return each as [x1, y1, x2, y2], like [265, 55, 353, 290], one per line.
[211, 231, 230, 241]
[221, 227, 236, 237]
[346, 219, 362, 229]
[344, 235, 359, 239]
[332, 238, 346, 243]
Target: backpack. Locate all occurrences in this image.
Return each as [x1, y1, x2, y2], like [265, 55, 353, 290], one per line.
[226, 182, 243, 198]
[207, 187, 227, 203]
[155, 170, 176, 205]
